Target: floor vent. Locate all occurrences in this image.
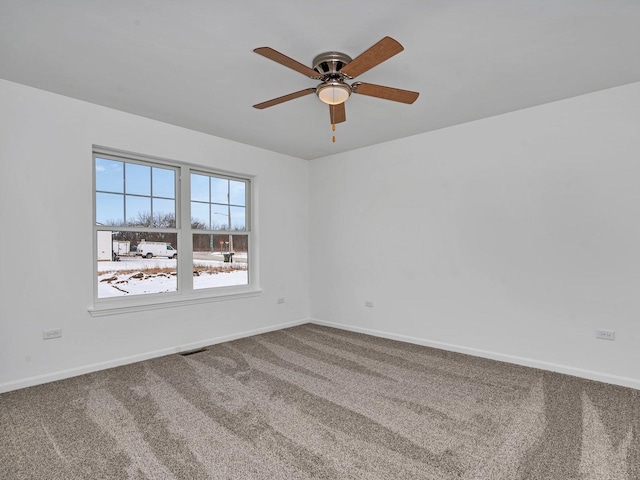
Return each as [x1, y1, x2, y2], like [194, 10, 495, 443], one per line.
[179, 347, 208, 357]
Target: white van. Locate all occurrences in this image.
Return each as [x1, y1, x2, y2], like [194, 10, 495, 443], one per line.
[137, 241, 177, 259]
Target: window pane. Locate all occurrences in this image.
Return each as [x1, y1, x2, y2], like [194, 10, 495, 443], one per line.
[152, 167, 175, 199]
[126, 195, 151, 226]
[229, 180, 246, 206]
[211, 177, 228, 204]
[191, 174, 209, 202]
[211, 204, 229, 230]
[95, 158, 123, 193]
[96, 192, 124, 225]
[229, 206, 246, 231]
[192, 233, 248, 290]
[191, 202, 210, 229]
[97, 231, 178, 298]
[152, 198, 175, 226]
[125, 163, 151, 196]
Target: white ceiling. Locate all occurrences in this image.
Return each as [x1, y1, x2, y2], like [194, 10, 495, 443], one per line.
[2, 1, 640, 160]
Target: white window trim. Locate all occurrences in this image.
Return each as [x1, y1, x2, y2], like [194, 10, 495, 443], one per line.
[90, 146, 260, 316]
[88, 287, 263, 317]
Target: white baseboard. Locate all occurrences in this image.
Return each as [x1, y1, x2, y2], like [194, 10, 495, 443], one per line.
[0, 318, 310, 394]
[310, 318, 640, 391]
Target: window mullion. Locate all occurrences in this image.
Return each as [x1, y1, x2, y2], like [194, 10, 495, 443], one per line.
[178, 167, 192, 294]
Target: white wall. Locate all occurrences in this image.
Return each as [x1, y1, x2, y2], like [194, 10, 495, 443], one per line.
[309, 82, 640, 389]
[0, 79, 310, 392]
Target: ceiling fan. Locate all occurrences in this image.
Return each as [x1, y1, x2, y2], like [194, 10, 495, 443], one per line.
[252, 36, 419, 136]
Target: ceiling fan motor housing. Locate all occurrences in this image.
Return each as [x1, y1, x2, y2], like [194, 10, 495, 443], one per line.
[312, 51, 353, 77]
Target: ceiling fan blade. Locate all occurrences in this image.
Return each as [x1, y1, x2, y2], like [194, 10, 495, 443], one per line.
[254, 47, 321, 78]
[340, 36, 404, 79]
[329, 103, 346, 124]
[253, 88, 316, 109]
[352, 82, 419, 104]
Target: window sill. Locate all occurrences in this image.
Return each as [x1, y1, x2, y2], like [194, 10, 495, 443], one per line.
[88, 288, 263, 317]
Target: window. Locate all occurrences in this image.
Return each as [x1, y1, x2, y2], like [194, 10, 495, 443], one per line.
[190, 172, 249, 290]
[93, 149, 253, 309]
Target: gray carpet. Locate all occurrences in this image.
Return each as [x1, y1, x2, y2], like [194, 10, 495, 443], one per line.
[1, 324, 639, 479]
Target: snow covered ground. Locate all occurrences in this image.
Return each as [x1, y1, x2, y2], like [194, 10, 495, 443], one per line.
[97, 255, 248, 297]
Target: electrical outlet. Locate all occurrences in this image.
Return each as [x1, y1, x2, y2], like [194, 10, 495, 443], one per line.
[43, 329, 62, 340]
[596, 329, 615, 341]
[277, 297, 285, 304]
[365, 300, 374, 308]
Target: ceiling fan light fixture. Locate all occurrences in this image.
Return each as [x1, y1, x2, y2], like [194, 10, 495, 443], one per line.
[316, 81, 351, 105]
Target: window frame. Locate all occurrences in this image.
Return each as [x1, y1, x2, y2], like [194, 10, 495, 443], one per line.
[90, 147, 259, 316]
